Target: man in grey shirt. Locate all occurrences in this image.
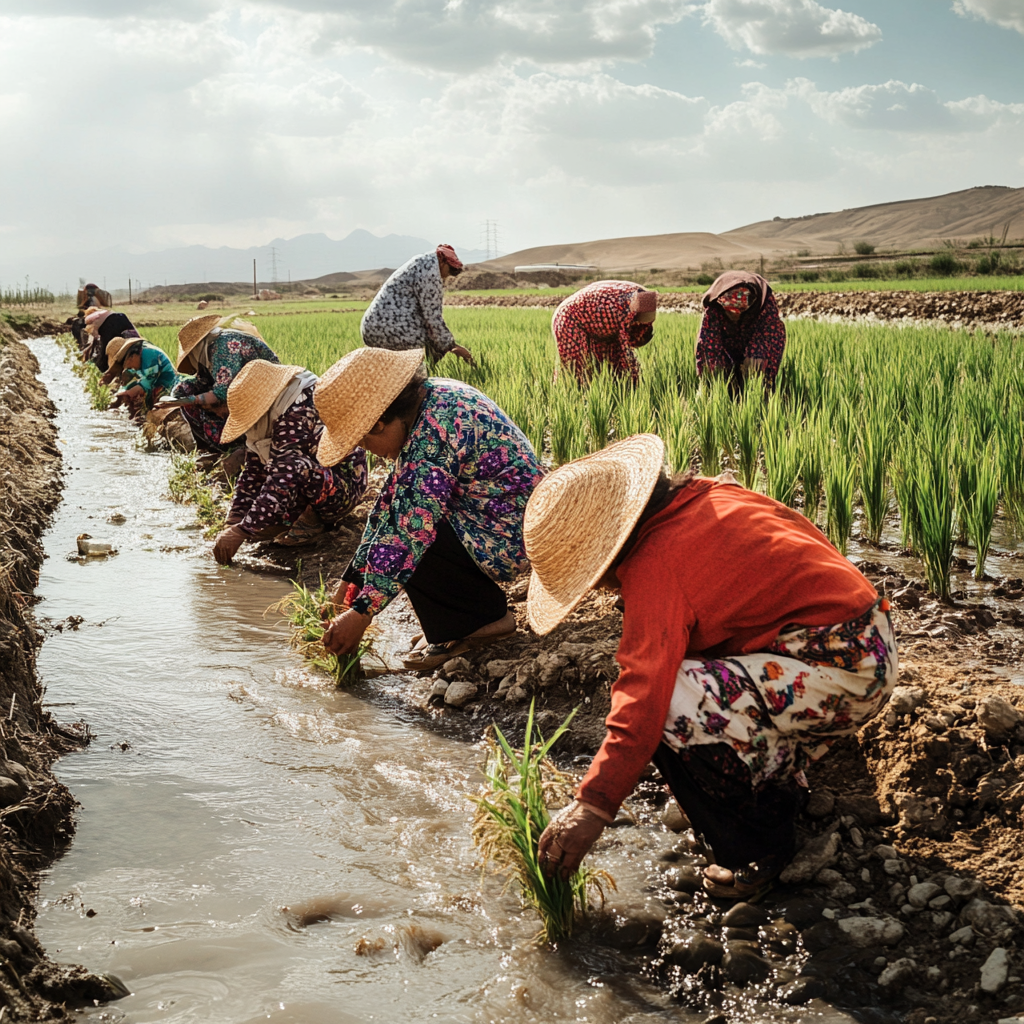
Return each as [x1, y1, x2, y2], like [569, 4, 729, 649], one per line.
[360, 244, 474, 366]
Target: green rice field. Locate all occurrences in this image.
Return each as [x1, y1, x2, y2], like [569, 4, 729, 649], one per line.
[147, 307, 1024, 598]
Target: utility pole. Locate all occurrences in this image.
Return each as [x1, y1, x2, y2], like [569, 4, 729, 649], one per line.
[482, 220, 499, 261]
[253, 259, 257, 298]
[128, 279, 132, 304]
[269, 246, 280, 285]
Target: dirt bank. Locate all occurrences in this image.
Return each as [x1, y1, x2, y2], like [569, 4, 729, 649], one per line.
[0, 327, 129, 1018]
[445, 288, 1024, 333]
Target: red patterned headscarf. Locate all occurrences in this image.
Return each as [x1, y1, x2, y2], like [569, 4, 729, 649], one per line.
[436, 244, 463, 272]
[718, 286, 752, 315]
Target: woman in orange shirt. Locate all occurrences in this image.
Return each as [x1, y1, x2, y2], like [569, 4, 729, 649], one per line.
[526, 435, 897, 899]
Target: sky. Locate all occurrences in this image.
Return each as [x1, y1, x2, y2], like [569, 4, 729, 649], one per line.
[1, 0, 1022, 272]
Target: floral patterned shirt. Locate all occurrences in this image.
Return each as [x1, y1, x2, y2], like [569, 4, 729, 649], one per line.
[696, 292, 787, 388]
[552, 281, 653, 384]
[360, 253, 456, 361]
[349, 379, 543, 617]
[230, 388, 368, 536]
[173, 330, 280, 403]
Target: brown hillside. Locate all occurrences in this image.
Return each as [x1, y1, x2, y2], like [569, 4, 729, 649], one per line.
[478, 186, 1024, 273]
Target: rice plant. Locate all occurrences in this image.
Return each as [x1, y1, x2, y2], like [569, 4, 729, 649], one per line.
[268, 576, 379, 684]
[962, 445, 999, 580]
[825, 451, 858, 555]
[797, 416, 825, 523]
[858, 409, 892, 545]
[762, 394, 802, 507]
[732, 374, 764, 490]
[470, 702, 614, 945]
[167, 451, 232, 537]
[585, 373, 614, 452]
[913, 444, 956, 600]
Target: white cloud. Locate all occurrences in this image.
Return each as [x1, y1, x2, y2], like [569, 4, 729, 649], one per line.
[701, 0, 882, 57]
[791, 77, 1024, 132]
[953, 0, 1024, 35]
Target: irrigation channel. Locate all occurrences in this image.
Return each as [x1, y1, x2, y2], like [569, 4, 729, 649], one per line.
[24, 341, 836, 1024]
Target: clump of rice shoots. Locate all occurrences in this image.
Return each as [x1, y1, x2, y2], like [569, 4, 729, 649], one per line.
[664, 399, 696, 475]
[892, 441, 921, 553]
[693, 378, 729, 477]
[167, 451, 232, 537]
[962, 445, 999, 580]
[997, 413, 1024, 534]
[614, 380, 656, 441]
[858, 410, 892, 545]
[470, 702, 614, 945]
[798, 415, 825, 523]
[269, 576, 378, 684]
[913, 445, 956, 599]
[732, 374, 764, 490]
[825, 451, 857, 555]
[762, 396, 802, 507]
[585, 373, 614, 452]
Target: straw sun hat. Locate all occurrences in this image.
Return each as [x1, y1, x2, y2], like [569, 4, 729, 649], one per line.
[314, 347, 425, 467]
[175, 314, 221, 371]
[221, 360, 307, 444]
[105, 335, 140, 367]
[525, 433, 665, 636]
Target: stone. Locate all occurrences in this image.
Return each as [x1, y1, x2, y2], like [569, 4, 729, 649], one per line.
[961, 899, 1017, 937]
[878, 958, 918, 988]
[593, 907, 665, 949]
[444, 681, 478, 707]
[929, 895, 951, 910]
[948, 926, 974, 945]
[485, 659, 518, 681]
[849, 827, 864, 848]
[831, 881, 857, 901]
[496, 674, 515, 694]
[535, 651, 571, 688]
[664, 866, 703, 894]
[441, 656, 473, 678]
[0, 777, 21, 806]
[815, 868, 844, 887]
[779, 830, 840, 884]
[888, 685, 926, 715]
[805, 788, 835, 818]
[800, 921, 839, 952]
[661, 799, 689, 832]
[836, 793, 890, 824]
[875, 844, 899, 860]
[775, 896, 828, 929]
[428, 680, 450, 700]
[981, 948, 1009, 994]
[945, 876, 982, 901]
[892, 586, 921, 610]
[505, 685, 529, 704]
[0, 939, 20, 961]
[664, 931, 725, 973]
[722, 902, 769, 929]
[883, 859, 904, 876]
[977, 696, 1022, 742]
[778, 977, 826, 1004]
[514, 662, 538, 688]
[932, 911, 954, 930]
[908, 882, 942, 908]
[722, 947, 771, 986]
[836, 916, 905, 947]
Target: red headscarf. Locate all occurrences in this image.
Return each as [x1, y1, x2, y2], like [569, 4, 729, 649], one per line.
[436, 244, 463, 272]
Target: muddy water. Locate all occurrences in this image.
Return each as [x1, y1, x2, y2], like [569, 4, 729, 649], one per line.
[27, 340, 690, 1024]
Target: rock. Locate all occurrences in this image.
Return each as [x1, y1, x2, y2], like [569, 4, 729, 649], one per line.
[878, 957, 918, 988]
[908, 882, 942, 908]
[815, 868, 844, 887]
[836, 916, 905, 947]
[536, 651, 571, 687]
[929, 895, 951, 910]
[722, 902, 769, 929]
[892, 586, 921, 610]
[883, 860, 904, 876]
[805, 788, 835, 818]
[778, 977, 827, 1004]
[961, 899, 1017, 937]
[893, 791, 943, 827]
[0, 939, 21, 961]
[779, 830, 840, 884]
[977, 695, 1022, 742]
[441, 656, 473, 679]
[664, 865, 703, 894]
[836, 793, 890, 824]
[505, 685, 529, 704]
[428, 679, 449, 700]
[485, 659, 518, 681]
[875, 844, 899, 860]
[593, 907, 664, 949]
[556, 642, 590, 660]
[889, 685, 926, 715]
[932, 911, 954, 930]
[981, 947, 1009, 994]
[948, 925, 974, 945]
[444, 681, 478, 708]
[722, 947, 771, 986]
[830, 881, 857, 901]
[514, 662, 537, 688]
[775, 896, 827, 929]
[664, 931, 725, 973]
[661, 799, 689, 832]
[496, 674, 515, 695]
[800, 921, 839, 952]
[196, 300, 209, 309]
[0, 777, 22, 806]
[945, 876, 982, 901]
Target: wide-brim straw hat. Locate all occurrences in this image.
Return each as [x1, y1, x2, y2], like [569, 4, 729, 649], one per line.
[221, 360, 306, 444]
[176, 314, 221, 371]
[105, 335, 139, 367]
[525, 434, 665, 636]
[314, 347, 425, 466]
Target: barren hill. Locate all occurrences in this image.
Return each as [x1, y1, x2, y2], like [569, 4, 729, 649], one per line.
[479, 186, 1024, 273]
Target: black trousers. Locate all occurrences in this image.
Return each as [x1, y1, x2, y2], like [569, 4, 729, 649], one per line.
[344, 520, 507, 645]
[652, 742, 806, 871]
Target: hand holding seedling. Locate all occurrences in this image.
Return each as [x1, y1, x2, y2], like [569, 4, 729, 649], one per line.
[323, 607, 373, 656]
[451, 345, 475, 366]
[538, 800, 610, 881]
[110, 384, 144, 409]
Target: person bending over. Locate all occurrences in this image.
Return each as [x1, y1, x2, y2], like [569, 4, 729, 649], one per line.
[525, 435, 897, 899]
[317, 347, 542, 672]
[105, 337, 178, 421]
[212, 360, 368, 564]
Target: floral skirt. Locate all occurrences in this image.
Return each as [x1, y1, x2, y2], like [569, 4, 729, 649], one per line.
[172, 378, 235, 454]
[663, 598, 897, 786]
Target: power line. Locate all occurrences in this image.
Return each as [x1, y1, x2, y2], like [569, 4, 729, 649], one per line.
[269, 246, 280, 284]
[482, 220, 499, 261]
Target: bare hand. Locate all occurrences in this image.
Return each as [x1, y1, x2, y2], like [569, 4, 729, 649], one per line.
[742, 357, 765, 376]
[213, 525, 247, 565]
[537, 801, 609, 881]
[451, 345, 476, 367]
[323, 608, 372, 657]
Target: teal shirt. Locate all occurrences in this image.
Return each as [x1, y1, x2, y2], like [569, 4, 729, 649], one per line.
[124, 343, 178, 395]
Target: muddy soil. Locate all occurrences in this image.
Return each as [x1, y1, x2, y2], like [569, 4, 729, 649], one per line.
[0, 328, 130, 1018]
[445, 289, 1024, 333]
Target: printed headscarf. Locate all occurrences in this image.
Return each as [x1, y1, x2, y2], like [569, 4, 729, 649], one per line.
[718, 287, 752, 315]
[701, 271, 771, 319]
[435, 244, 463, 272]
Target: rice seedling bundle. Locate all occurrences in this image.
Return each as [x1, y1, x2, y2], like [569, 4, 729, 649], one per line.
[825, 450, 858, 556]
[470, 702, 614, 944]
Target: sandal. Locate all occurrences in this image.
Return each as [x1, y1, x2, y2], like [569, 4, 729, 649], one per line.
[275, 518, 324, 547]
[702, 855, 787, 901]
[400, 628, 517, 672]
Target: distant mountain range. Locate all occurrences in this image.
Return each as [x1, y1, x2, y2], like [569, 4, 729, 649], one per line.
[3, 230, 492, 294]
